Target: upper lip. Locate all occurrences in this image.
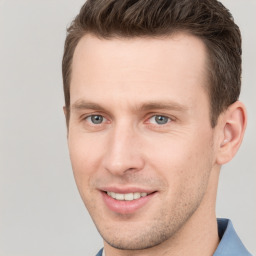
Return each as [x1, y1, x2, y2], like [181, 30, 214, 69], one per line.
[99, 186, 156, 194]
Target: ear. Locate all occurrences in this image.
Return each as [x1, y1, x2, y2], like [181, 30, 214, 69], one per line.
[216, 101, 247, 165]
[63, 106, 69, 133]
[63, 106, 67, 116]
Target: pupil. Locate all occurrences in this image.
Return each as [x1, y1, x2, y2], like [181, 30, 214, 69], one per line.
[92, 115, 103, 124]
[155, 115, 168, 124]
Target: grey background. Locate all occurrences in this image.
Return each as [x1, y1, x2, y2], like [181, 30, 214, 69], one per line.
[0, 0, 255, 255]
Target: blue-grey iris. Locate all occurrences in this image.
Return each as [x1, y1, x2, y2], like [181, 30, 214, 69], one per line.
[91, 115, 103, 124]
[155, 115, 169, 125]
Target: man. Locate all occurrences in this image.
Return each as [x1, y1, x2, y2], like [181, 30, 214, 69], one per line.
[62, 0, 252, 255]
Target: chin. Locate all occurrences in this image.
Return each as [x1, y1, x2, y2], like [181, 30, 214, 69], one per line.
[95, 218, 180, 251]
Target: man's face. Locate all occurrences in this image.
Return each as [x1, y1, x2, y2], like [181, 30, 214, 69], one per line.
[67, 33, 219, 250]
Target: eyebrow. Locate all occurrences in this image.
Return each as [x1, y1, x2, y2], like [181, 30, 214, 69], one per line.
[71, 99, 188, 113]
[138, 101, 188, 112]
[71, 100, 106, 111]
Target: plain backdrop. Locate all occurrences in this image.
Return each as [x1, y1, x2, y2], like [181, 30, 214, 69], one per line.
[0, 0, 255, 255]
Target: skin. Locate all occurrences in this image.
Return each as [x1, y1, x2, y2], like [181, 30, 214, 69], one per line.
[65, 33, 247, 256]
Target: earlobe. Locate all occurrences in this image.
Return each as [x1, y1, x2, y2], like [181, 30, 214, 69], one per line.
[216, 101, 247, 165]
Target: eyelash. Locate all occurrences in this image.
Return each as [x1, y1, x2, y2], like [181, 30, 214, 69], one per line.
[83, 114, 108, 126]
[82, 113, 174, 127]
[147, 115, 172, 125]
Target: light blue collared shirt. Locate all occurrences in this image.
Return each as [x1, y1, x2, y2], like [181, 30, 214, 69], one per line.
[96, 218, 252, 256]
[214, 218, 252, 255]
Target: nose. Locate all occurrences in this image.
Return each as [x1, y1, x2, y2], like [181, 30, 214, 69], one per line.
[102, 123, 145, 176]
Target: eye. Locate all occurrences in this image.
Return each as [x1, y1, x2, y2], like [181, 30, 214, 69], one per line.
[86, 115, 105, 124]
[148, 115, 171, 125]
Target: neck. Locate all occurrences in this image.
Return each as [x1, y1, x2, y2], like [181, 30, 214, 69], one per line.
[104, 168, 220, 256]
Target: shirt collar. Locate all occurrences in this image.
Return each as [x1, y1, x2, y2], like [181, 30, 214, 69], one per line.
[213, 218, 252, 256]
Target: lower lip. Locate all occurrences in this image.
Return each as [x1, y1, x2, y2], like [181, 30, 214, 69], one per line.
[101, 191, 156, 215]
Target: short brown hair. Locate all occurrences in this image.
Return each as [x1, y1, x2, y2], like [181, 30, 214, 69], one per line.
[62, 0, 242, 127]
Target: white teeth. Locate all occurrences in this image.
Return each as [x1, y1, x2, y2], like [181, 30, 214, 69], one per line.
[106, 192, 149, 201]
[133, 192, 141, 199]
[110, 192, 116, 199]
[115, 193, 124, 200]
[124, 193, 133, 201]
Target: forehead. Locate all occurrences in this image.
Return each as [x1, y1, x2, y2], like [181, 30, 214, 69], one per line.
[70, 33, 209, 112]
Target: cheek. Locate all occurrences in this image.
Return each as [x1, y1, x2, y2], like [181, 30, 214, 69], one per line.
[68, 132, 103, 191]
[148, 131, 214, 190]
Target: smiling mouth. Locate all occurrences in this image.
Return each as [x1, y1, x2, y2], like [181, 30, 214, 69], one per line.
[102, 190, 157, 214]
[105, 191, 154, 201]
